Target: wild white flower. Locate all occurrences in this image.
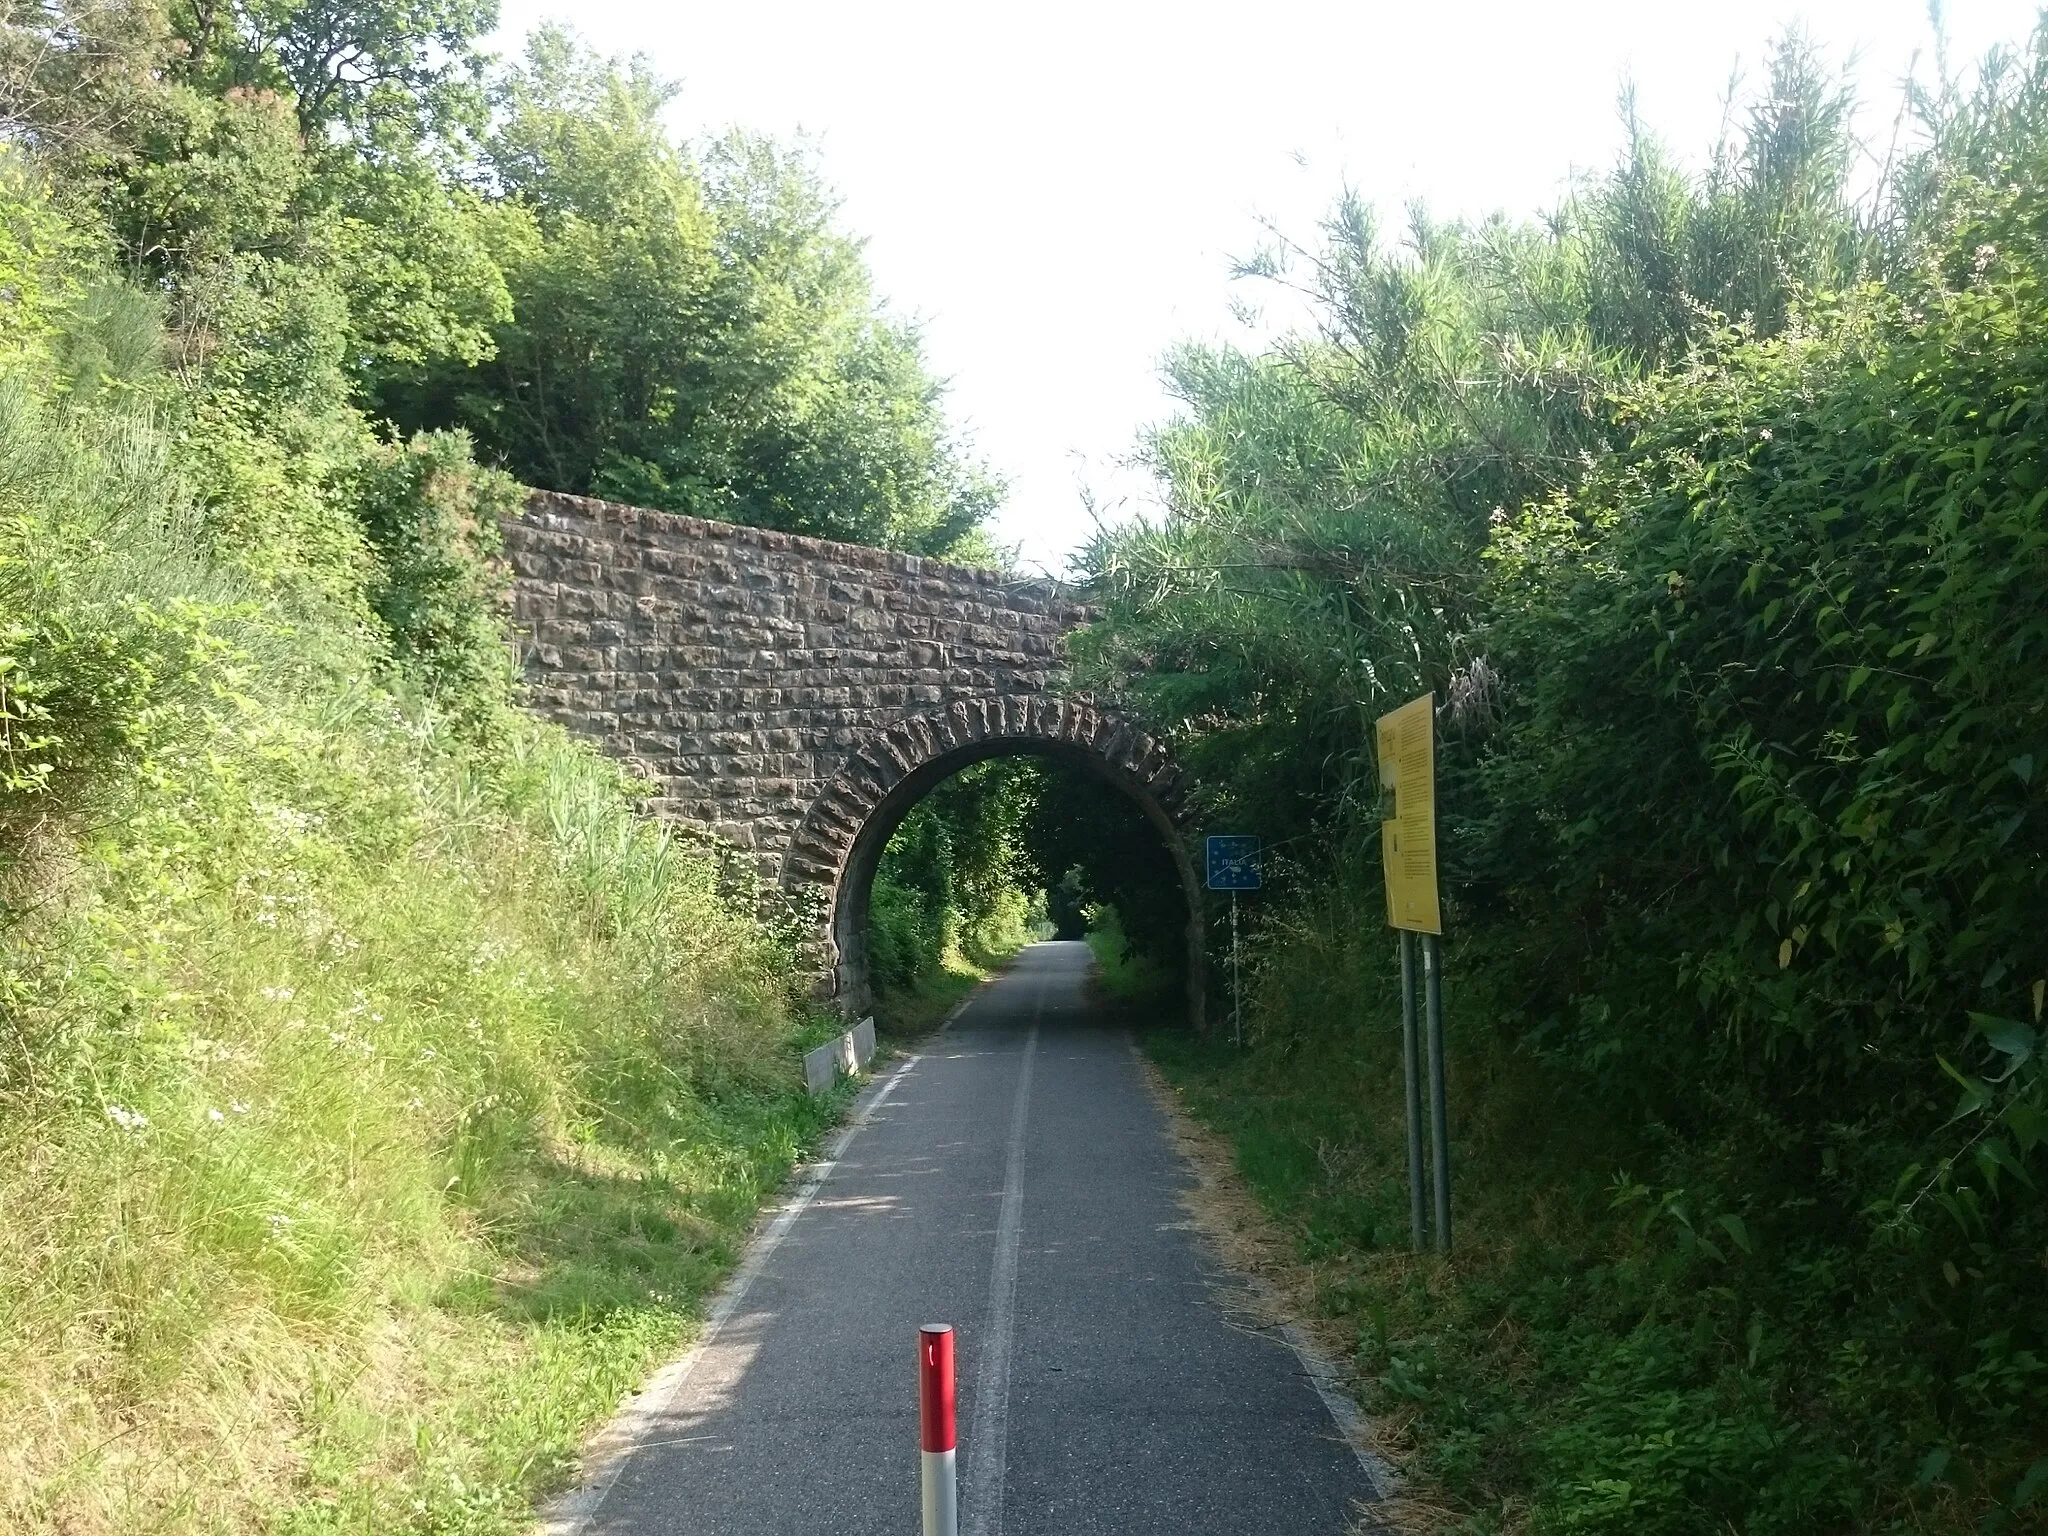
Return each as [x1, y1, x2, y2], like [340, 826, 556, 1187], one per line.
[207, 1108, 224, 1124]
[230, 1101, 250, 1114]
[269, 806, 314, 835]
[105, 1104, 149, 1132]
[260, 986, 295, 1003]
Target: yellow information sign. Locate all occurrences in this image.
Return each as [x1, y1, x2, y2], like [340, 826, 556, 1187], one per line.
[1377, 692, 1441, 934]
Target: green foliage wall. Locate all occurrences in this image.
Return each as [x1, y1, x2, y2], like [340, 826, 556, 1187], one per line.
[862, 755, 1192, 998]
[1080, 25, 2048, 1529]
[1016, 758, 1186, 968]
[869, 758, 1044, 991]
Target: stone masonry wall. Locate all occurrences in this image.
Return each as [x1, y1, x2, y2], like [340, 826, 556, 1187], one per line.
[501, 490, 1085, 876]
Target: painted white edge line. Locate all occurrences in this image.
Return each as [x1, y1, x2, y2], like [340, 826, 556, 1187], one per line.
[1275, 1307, 1400, 1501]
[1126, 1037, 1399, 1504]
[539, 1014, 957, 1535]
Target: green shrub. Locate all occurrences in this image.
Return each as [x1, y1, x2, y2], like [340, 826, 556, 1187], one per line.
[353, 427, 524, 724]
[1103, 28, 2048, 1532]
[0, 624, 827, 1531]
[866, 759, 1049, 994]
[1488, 227, 2048, 1145]
[0, 374, 236, 865]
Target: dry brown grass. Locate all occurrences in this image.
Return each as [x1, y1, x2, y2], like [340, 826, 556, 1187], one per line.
[1132, 1044, 1469, 1536]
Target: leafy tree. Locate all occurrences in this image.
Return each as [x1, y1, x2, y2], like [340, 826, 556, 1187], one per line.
[382, 29, 1000, 557]
[1074, 32, 1869, 848]
[1015, 757, 1185, 967]
[867, 753, 1192, 992]
[163, 0, 496, 141]
[869, 757, 1043, 988]
[11, 6, 1001, 568]
[0, 145, 99, 360]
[352, 426, 521, 718]
[0, 0, 170, 156]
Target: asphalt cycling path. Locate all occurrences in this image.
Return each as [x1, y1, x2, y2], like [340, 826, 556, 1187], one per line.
[548, 941, 1380, 1535]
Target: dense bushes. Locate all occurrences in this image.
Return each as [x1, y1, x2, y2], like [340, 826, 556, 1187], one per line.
[352, 428, 524, 721]
[0, 375, 222, 839]
[0, 7, 916, 1526]
[863, 755, 1193, 1003]
[0, 166, 843, 1527]
[1097, 22, 2048, 1533]
[1487, 246, 2048, 1175]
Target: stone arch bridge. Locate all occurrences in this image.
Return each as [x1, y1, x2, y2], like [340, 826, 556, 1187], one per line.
[503, 492, 1205, 1026]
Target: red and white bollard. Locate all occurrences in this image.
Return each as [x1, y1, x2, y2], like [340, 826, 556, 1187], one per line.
[919, 1324, 958, 1536]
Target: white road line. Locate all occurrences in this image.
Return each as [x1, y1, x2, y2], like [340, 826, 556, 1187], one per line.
[540, 1044, 928, 1535]
[963, 974, 1046, 1536]
[1275, 1311, 1399, 1501]
[1124, 1036, 1399, 1503]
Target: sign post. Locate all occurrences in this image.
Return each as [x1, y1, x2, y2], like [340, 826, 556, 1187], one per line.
[1377, 693, 1449, 1253]
[1399, 923, 1425, 1251]
[1205, 836, 1262, 1048]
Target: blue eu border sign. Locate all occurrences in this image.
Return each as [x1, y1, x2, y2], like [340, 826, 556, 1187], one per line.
[1205, 835, 1262, 892]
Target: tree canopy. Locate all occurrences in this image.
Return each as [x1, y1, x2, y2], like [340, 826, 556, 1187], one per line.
[1, 0, 1002, 565]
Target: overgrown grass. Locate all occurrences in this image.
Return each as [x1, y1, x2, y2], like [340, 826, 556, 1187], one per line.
[0, 680, 837, 1531]
[0, 308, 836, 1528]
[1144, 887, 2048, 1535]
[870, 947, 997, 1044]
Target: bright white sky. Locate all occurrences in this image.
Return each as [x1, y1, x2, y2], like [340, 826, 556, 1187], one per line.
[490, 0, 2042, 574]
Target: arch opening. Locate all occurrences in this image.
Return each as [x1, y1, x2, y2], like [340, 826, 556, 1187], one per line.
[780, 700, 1205, 1030]
[834, 740, 1203, 1025]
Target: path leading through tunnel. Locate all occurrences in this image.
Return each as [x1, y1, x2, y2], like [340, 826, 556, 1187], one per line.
[549, 941, 1380, 1535]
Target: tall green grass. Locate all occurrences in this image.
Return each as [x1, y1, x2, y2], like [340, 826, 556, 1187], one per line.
[0, 687, 832, 1528]
[1147, 876, 2046, 1535]
[0, 295, 832, 1534]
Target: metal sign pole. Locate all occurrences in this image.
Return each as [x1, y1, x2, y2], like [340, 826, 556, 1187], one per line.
[1400, 931, 1425, 1250]
[1231, 890, 1242, 1048]
[1204, 835, 1262, 1046]
[1424, 934, 1450, 1253]
[1378, 691, 1447, 1252]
